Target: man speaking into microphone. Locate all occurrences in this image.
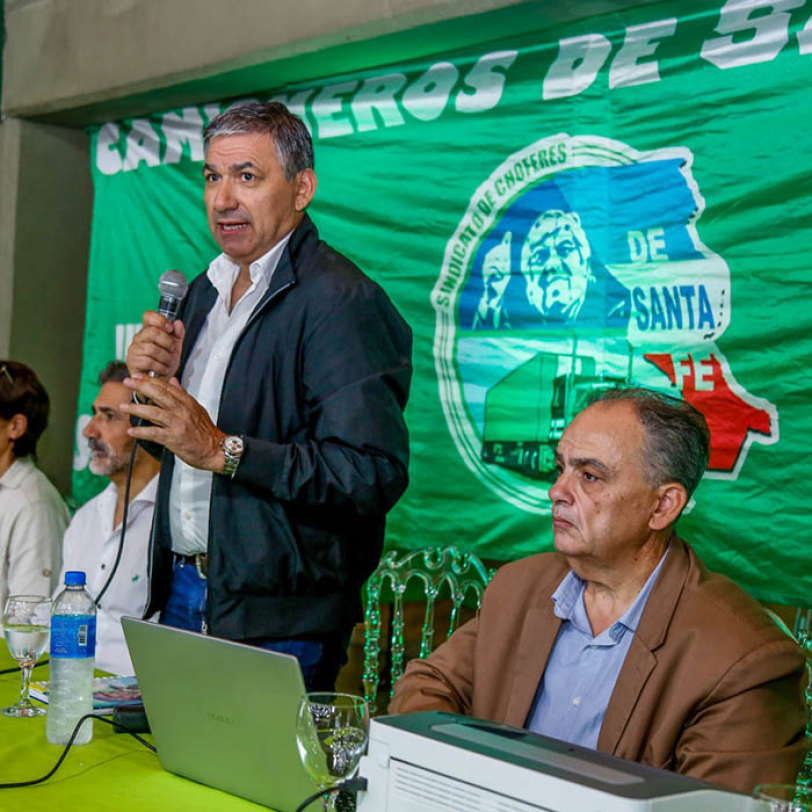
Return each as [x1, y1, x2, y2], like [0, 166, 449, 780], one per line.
[123, 101, 412, 690]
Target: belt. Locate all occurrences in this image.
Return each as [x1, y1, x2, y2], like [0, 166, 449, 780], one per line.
[177, 553, 208, 579]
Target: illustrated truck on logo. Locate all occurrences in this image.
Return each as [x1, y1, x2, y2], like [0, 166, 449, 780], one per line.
[481, 345, 631, 479]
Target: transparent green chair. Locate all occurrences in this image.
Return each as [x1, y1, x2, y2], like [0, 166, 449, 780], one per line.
[796, 629, 812, 792]
[767, 609, 812, 793]
[362, 546, 493, 715]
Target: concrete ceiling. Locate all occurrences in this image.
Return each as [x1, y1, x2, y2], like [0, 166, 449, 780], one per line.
[2, 0, 662, 126]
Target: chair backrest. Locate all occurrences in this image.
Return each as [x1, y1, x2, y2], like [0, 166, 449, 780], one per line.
[362, 546, 493, 714]
[797, 630, 812, 791]
[767, 609, 812, 791]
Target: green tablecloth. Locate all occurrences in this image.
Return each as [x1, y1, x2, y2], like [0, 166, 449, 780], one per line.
[0, 647, 277, 811]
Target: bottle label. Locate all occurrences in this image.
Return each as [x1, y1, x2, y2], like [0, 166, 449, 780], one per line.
[50, 615, 97, 658]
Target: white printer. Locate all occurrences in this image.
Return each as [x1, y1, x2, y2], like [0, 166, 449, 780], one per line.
[356, 712, 748, 811]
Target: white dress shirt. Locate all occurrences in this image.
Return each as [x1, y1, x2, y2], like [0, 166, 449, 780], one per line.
[58, 475, 158, 675]
[169, 234, 291, 555]
[0, 456, 68, 612]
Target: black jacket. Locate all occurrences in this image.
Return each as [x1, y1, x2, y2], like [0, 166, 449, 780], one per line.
[145, 215, 412, 640]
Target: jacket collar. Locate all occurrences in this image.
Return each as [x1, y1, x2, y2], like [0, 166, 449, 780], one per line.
[504, 575, 564, 727]
[179, 285, 216, 375]
[630, 536, 689, 651]
[597, 536, 691, 754]
[250, 212, 316, 315]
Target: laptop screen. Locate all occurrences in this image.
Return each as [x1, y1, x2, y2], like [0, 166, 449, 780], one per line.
[122, 617, 317, 812]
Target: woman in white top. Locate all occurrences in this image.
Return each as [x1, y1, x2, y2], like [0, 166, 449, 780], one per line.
[0, 361, 69, 612]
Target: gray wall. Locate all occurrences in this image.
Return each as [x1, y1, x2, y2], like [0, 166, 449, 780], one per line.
[3, 0, 525, 120]
[0, 119, 22, 358]
[0, 119, 91, 494]
[9, 122, 91, 494]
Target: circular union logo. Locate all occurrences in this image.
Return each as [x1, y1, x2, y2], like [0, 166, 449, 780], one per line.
[432, 134, 775, 513]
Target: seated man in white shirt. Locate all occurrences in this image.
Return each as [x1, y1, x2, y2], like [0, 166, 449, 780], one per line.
[0, 360, 69, 611]
[59, 361, 160, 674]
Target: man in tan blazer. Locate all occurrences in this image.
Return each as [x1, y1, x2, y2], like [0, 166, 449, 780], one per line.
[389, 389, 808, 794]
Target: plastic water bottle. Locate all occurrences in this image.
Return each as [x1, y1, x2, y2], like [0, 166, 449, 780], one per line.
[46, 571, 97, 746]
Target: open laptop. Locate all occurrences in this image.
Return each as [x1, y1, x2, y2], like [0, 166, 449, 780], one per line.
[121, 617, 318, 811]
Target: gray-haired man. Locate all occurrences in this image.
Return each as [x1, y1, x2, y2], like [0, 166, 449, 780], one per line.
[124, 102, 412, 689]
[390, 389, 807, 793]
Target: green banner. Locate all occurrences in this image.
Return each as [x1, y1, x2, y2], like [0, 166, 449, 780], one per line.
[75, 0, 812, 606]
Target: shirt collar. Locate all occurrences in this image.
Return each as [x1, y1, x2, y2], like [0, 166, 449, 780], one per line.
[136, 474, 159, 506]
[206, 232, 292, 308]
[0, 456, 35, 489]
[96, 474, 159, 510]
[96, 474, 159, 533]
[552, 545, 671, 636]
[551, 569, 585, 621]
[95, 480, 118, 514]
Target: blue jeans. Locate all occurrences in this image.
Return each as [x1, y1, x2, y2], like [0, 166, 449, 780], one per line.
[160, 559, 348, 691]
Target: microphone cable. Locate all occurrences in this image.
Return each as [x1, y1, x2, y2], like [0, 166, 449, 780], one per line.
[94, 435, 139, 608]
[0, 714, 368, 801]
[293, 777, 368, 812]
[0, 712, 156, 789]
[0, 660, 48, 676]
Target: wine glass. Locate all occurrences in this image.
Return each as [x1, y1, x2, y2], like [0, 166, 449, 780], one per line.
[752, 784, 812, 811]
[2, 595, 51, 717]
[296, 692, 369, 811]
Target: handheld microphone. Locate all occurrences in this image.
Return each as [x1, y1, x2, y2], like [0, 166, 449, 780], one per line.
[157, 269, 188, 324]
[137, 270, 189, 393]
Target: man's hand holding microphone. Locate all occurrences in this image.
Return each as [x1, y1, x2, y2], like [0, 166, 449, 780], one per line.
[122, 271, 229, 473]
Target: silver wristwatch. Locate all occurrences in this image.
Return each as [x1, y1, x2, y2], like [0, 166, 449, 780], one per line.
[220, 435, 244, 478]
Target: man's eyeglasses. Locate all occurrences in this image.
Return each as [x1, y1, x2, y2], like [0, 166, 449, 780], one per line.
[0, 364, 13, 385]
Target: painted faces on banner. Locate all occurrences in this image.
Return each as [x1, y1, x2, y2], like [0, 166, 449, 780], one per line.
[433, 135, 777, 515]
[521, 211, 593, 322]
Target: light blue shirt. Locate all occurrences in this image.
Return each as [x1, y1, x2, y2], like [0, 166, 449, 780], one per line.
[526, 548, 669, 748]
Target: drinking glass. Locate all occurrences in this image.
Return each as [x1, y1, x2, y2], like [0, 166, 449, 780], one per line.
[752, 784, 812, 812]
[2, 595, 51, 717]
[296, 692, 369, 811]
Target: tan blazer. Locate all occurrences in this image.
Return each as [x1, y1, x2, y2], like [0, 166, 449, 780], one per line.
[389, 538, 808, 794]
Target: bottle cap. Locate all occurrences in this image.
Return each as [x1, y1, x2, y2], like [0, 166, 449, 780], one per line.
[64, 571, 87, 586]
